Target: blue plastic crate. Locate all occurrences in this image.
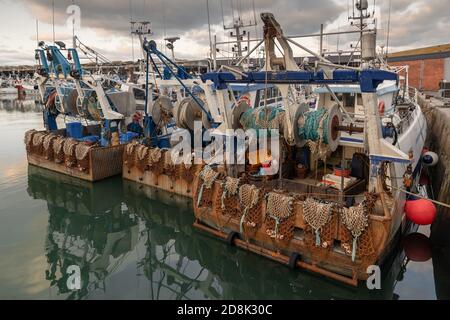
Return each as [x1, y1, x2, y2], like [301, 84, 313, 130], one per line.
[120, 132, 139, 144]
[66, 122, 83, 139]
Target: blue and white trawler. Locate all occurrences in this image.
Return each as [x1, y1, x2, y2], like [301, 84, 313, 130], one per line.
[190, 9, 433, 286]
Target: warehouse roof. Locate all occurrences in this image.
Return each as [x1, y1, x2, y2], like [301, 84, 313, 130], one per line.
[388, 43, 450, 61]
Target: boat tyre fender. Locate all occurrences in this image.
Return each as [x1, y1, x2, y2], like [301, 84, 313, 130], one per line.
[226, 231, 240, 246]
[289, 252, 301, 270]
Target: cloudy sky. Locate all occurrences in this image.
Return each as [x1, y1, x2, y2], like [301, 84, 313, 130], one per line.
[0, 0, 449, 65]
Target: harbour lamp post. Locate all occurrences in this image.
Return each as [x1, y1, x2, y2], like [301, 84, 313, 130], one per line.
[165, 37, 180, 61]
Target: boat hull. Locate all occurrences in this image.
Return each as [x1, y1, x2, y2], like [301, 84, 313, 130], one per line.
[25, 129, 125, 182]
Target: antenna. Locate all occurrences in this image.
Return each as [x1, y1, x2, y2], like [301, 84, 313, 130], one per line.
[71, 0, 76, 48]
[386, 0, 392, 62]
[252, 0, 257, 25]
[206, 0, 213, 59]
[162, 0, 167, 55]
[223, 0, 257, 62]
[252, 0, 258, 42]
[129, 0, 135, 62]
[36, 20, 39, 47]
[52, 0, 55, 43]
[220, 0, 225, 28]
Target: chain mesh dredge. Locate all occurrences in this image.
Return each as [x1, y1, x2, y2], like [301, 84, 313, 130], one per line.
[135, 144, 149, 173]
[182, 163, 199, 193]
[219, 177, 241, 217]
[53, 136, 66, 164]
[163, 150, 177, 182]
[125, 142, 138, 170]
[75, 143, 92, 172]
[264, 192, 295, 241]
[339, 194, 376, 261]
[63, 138, 79, 168]
[238, 184, 262, 235]
[148, 148, 164, 176]
[180, 162, 196, 183]
[43, 134, 58, 161]
[196, 166, 220, 208]
[302, 197, 334, 247]
[31, 132, 47, 155]
[24, 130, 37, 153]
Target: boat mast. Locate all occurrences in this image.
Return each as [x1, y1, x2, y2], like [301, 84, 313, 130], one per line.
[206, 0, 213, 60]
[220, 0, 257, 66]
[52, 0, 55, 43]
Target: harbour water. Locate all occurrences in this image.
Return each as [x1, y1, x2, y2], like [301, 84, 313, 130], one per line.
[0, 97, 448, 300]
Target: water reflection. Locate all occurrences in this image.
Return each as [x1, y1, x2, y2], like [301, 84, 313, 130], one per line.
[26, 165, 440, 300]
[0, 95, 42, 113]
[27, 166, 138, 299]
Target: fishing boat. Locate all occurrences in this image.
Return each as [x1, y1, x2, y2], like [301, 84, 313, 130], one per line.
[125, 179, 413, 299]
[188, 4, 434, 286]
[25, 42, 139, 181]
[120, 22, 216, 196]
[121, 21, 313, 196]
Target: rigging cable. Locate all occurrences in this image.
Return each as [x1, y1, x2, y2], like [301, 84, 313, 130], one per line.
[161, 0, 167, 55]
[52, 0, 55, 43]
[386, 0, 392, 63]
[129, 0, 135, 62]
[220, 0, 225, 28]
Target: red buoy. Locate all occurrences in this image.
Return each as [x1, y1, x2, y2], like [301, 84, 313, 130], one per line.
[405, 199, 437, 225]
[403, 232, 432, 262]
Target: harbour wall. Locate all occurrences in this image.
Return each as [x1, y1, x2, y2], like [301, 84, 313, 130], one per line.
[417, 94, 450, 208]
[417, 94, 450, 262]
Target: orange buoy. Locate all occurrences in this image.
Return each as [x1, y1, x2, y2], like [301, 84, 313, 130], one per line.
[405, 199, 437, 225]
[403, 233, 432, 262]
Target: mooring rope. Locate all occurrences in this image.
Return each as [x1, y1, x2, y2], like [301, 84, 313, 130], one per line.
[391, 186, 450, 209]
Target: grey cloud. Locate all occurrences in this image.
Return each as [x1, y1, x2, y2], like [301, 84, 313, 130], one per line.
[3, 0, 450, 65]
[19, 0, 345, 38]
[378, 0, 450, 49]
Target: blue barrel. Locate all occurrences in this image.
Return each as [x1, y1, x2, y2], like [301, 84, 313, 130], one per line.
[78, 135, 100, 144]
[66, 122, 83, 139]
[120, 132, 139, 144]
